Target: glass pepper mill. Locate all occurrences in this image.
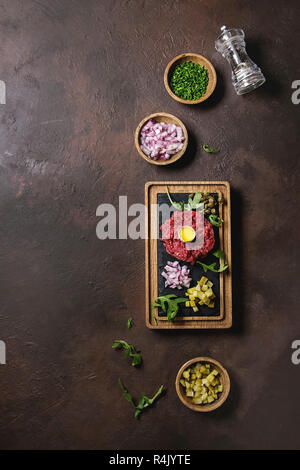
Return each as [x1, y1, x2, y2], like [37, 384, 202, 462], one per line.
[215, 25, 266, 95]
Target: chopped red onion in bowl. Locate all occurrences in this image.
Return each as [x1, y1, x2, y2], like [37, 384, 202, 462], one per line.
[161, 261, 192, 289]
[140, 119, 186, 161]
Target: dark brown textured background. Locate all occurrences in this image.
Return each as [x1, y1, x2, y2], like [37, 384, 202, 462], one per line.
[0, 0, 299, 450]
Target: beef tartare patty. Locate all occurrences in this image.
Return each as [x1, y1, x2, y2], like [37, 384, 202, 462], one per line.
[160, 211, 215, 264]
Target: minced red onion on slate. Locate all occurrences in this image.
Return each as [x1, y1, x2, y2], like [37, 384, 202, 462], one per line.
[140, 119, 185, 161]
[161, 261, 192, 289]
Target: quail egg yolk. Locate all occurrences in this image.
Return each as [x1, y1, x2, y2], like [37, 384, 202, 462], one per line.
[178, 226, 196, 242]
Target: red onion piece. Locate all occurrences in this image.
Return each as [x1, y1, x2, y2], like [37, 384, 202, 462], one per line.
[140, 119, 185, 161]
[161, 261, 192, 289]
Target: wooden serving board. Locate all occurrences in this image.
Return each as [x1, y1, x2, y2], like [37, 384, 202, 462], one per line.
[145, 181, 232, 329]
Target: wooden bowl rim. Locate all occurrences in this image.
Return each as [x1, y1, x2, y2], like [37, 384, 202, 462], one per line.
[164, 53, 217, 104]
[134, 112, 188, 166]
[175, 356, 230, 412]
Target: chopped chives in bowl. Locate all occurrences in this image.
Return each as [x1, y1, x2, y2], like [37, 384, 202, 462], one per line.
[170, 61, 209, 101]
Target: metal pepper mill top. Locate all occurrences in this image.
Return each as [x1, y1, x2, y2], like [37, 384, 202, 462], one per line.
[215, 25, 266, 95]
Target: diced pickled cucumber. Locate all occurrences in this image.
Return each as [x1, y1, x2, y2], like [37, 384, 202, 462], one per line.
[198, 276, 208, 287]
[180, 362, 223, 406]
[193, 397, 203, 405]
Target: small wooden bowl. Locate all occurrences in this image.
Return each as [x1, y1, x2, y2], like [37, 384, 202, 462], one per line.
[134, 112, 188, 166]
[175, 357, 230, 412]
[164, 53, 217, 104]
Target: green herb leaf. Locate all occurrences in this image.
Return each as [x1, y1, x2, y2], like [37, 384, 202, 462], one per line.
[209, 214, 224, 226]
[118, 380, 165, 420]
[151, 305, 158, 326]
[166, 186, 185, 211]
[134, 385, 164, 419]
[112, 340, 142, 366]
[127, 317, 133, 329]
[191, 192, 202, 206]
[166, 187, 203, 211]
[118, 378, 136, 408]
[197, 261, 216, 273]
[213, 249, 225, 260]
[152, 295, 186, 322]
[188, 192, 203, 210]
[203, 144, 219, 153]
[197, 261, 228, 273]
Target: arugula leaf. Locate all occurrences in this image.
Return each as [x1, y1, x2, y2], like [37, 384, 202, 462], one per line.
[118, 378, 136, 408]
[166, 186, 185, 211]
[152, 295, 186, 322]
[151, 307, 158, 326]
[127, 317, 133, 329]
[118, 380, 165, 420]
[188, 192, 203, 210]
[131, 353, 142, 367]
[166, 187, 203, 211]
[213, 249, 225, 260]
[197, 261, 228, 273]
[134, 385, 164, 419]
[197, 246, 229, 273]
[202, 144, 219, 153]
[209, 214, 223, 227]
[112, 340, 142, 366]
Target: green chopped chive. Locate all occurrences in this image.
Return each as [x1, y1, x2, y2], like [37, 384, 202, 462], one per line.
[170, 61, 208, 100]
[208, 214, 223, 227]
[203, 144, 219, 153]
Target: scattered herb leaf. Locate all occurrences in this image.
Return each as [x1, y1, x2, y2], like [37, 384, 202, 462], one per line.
[203, 144, 219, 153]
[127, 317, 133, 329]
[134, 385, 164, 419]
[112, 340, 142, 366]
[209, 214, 224, 227]
[118, 380, 165, 420]
[118, 378, 136, 408]
[152, 295, 186, 322]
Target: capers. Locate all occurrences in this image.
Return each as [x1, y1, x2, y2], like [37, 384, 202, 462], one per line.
[199, 192, 218, 215]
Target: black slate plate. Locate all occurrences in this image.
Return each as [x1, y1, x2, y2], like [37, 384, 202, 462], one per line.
[157, 192, 221, 318]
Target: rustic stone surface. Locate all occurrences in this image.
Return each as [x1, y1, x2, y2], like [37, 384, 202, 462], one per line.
[0, 0, 299, 450]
